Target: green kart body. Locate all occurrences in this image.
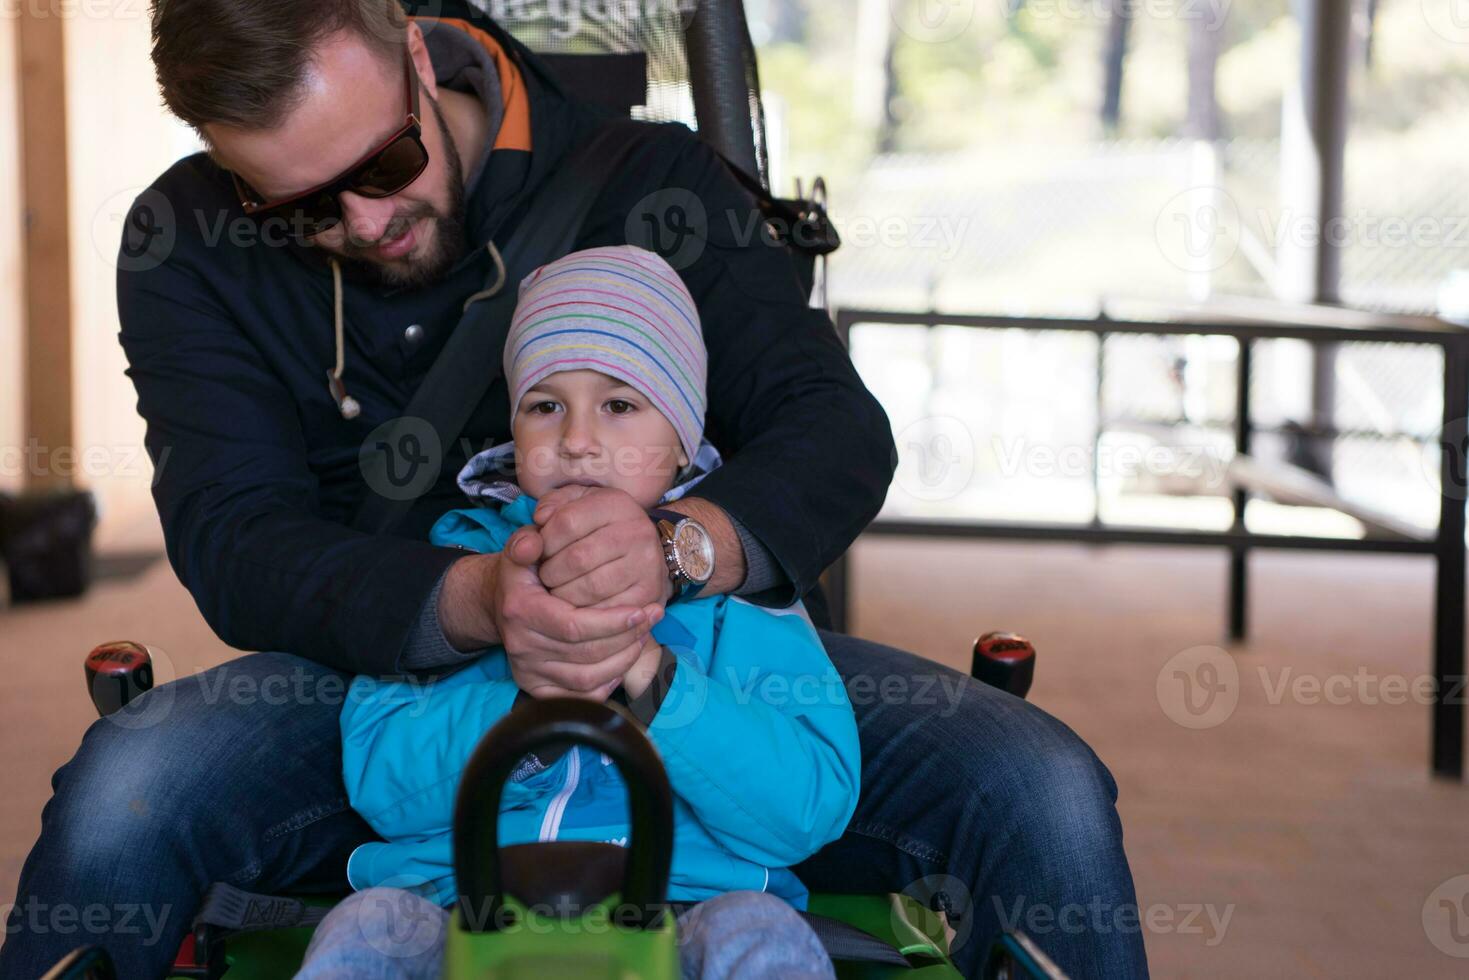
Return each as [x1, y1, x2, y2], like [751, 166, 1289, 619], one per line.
[192, 891, 960, 980]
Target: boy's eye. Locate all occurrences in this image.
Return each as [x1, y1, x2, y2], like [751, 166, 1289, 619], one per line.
[606, 399, 635, 415]
[526, 400, 560, 415]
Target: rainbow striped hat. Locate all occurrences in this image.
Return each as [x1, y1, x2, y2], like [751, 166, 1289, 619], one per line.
[505, 245, 707, 464]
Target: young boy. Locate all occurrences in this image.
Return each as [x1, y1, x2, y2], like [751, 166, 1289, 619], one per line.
[294, 245, 861, 979]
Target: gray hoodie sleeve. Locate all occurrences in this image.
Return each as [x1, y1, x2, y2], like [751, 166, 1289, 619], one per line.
[398, 570, 484, 671]
[729, 513, 787, 597]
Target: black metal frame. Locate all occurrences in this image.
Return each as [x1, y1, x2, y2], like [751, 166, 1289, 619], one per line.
[830, 306, 1469, 780]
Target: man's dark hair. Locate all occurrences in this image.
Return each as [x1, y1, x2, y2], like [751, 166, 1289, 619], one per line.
[150, 0, 409, 136]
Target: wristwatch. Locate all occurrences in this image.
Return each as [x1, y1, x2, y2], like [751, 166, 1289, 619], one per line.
[649, 508, 714, 597]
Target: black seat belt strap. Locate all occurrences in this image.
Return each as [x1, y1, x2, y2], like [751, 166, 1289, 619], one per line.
[192, 882, 331, 935]
[352, 118, 649, 535]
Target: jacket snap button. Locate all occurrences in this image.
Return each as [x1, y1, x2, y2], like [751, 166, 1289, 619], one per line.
[403, 324, 425, 345]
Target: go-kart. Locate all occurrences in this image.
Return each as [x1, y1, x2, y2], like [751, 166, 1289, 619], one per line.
[43, 634, 1066, 980]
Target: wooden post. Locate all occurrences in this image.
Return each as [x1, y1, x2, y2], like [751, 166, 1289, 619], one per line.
[0, 14, 24, 494]
[17, 2, 74, 491]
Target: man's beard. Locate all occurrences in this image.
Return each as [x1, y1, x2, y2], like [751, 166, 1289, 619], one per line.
[329, 96, 468, 290]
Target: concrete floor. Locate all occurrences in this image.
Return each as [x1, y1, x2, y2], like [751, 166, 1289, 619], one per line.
[849, 536, 1469, 978]
[2, 531, 1468, 977]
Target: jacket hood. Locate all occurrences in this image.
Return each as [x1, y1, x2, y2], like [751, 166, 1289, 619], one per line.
[453, 437, 725, 508]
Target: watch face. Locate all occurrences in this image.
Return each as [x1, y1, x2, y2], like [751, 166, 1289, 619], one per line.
[674, 521, 715, 584]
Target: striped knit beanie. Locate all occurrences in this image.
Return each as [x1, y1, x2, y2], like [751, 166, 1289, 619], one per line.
[505, 245, 707, 464]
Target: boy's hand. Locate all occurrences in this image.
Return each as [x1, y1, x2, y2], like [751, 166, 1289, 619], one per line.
[621, 635, 665, 700]
[533, 486, 673, 609]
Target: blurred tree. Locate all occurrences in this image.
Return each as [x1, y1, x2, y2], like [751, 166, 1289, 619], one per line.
[1358, 0, 1379, 68]
[1100, 0, 1133, 132]
[1185, 8, 1223, 138]
[754, 0, 1463, 167]
[748, 0, 808, 45]
[854, 0, 898, 151]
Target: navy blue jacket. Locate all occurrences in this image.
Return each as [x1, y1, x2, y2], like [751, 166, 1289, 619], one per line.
[116, 19, 895, 675]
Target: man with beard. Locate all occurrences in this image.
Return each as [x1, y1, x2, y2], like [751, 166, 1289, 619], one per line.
[0, 3, 1148, 978]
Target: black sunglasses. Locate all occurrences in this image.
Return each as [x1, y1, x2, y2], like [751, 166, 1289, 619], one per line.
[230, 46, 429, 238]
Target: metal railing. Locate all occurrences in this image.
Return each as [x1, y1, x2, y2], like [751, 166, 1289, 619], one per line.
[830, 300, 1469, 780]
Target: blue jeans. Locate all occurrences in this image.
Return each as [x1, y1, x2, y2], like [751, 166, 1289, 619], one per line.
[0, 633, 1149, 979]
[292, 888, 834, 980]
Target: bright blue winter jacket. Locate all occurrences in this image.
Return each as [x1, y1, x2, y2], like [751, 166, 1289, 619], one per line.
[340, 468, 861, 909]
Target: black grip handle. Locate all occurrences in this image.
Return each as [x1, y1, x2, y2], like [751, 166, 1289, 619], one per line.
[453, 698, 674, 932]
[971, 632, 1037, 700]
[83, 642, 154, 717]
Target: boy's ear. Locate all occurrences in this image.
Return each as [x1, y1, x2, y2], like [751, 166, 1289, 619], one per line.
[677, 449, 690, 469]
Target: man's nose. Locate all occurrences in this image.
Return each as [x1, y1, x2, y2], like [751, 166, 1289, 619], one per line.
[336, 191, 398, 245]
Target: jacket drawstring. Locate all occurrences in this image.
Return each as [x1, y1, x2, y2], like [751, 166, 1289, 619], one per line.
[326, 258, 360, 419]
[327, 239, 508, 421]
[462, 238, 507, 313]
